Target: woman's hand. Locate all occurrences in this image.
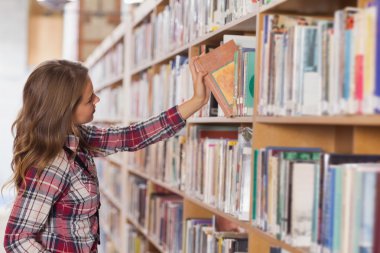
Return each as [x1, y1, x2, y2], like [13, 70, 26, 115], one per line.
[177, 55, 211, 120]
[189, 55, 210, 106]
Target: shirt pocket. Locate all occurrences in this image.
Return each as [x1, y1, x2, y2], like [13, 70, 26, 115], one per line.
[69, 170, 99, 214]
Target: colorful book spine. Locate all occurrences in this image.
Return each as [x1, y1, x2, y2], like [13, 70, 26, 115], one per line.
[376, 0, 380, 113]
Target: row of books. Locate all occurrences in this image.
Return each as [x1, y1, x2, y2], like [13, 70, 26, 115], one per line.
[142, 134, 187, 188]
[133, 0, 258, 67]
[148, 193, 183, 252]
[94, 85, 124, 122]
[252, 147, 380, 253]
[96, 158, 122, 201]
[185, 218, 248, 253]
[258, 6, 380, 116]
[127, 176, 147, 228]
[89, 42, 124, 91]
[186, 126, 252, 221]
[129, 55, 192, 119]
[128, 126, 253, 221]
[136, 132, 186, 188]
[126, 225, 151, 253]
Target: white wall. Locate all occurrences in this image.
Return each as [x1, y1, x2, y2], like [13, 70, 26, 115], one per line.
[0, 1, 29, 251]
[0, 0, 29, 203]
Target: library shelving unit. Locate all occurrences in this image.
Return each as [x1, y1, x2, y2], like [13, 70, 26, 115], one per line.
[84, 19, 131, 253]
[123, 0, 259, 251]
[253, 1, 380, 253]
[125, 0, 280, 252]
[86, 0, 380, 252]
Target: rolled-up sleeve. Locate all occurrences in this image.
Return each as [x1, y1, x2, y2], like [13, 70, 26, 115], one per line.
[81, 105, 186, 157]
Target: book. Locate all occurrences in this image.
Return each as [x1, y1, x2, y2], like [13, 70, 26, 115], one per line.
[194, 40, 239, 117]
[127, 176, 147, 227]
[127, 225, 150, 253]
[376, 0, 380, 113]
[223, 34, 257, 48]
[374, 173, 380, 253]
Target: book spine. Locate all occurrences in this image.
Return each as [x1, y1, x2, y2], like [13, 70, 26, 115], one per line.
[375, 0, 380, 113]
[373, 174, 380, 253]
[358, 172, 376, 253]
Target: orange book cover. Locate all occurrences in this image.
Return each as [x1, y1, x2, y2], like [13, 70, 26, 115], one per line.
[194, 40, 239, 117]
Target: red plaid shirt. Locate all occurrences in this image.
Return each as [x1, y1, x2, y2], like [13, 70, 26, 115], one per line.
[4, 106, 185, 253]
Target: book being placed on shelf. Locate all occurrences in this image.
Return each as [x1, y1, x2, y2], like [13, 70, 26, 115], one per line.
[224, 35, 256, 117]
[194, 40, 239, 117]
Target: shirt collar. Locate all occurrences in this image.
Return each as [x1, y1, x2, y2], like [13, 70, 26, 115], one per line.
[64, 135, 80, 153]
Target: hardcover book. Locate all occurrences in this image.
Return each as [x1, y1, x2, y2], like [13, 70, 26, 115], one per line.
[194, 40, 239, 117]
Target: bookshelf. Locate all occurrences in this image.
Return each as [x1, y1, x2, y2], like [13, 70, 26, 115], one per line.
[85, 0, 380, 252]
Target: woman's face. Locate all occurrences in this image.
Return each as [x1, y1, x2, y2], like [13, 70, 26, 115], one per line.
[73, 79, 100, 125]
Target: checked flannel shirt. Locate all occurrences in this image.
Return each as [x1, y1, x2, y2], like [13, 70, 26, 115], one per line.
[4, 105, 186, 253]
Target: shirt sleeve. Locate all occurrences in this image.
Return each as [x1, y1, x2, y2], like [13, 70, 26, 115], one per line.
[80, 105, 186, 157]
[4, 151, 71, 253]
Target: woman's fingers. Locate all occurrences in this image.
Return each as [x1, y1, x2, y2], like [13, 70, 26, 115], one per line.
[196, 70, 207, 84]
[189, 56, 200, 74]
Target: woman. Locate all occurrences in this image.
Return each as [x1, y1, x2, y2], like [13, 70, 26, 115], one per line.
[4, 58, 208, 252]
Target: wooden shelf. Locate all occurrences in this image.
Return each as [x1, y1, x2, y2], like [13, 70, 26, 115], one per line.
[126, 215, 167, 253]
[126, 214, 148, 235]
[185, 194, 251, 230]
[95, 74, 124, 93]
[99, 186, 122, 210]
[187, 116, 253, 124]
[150, 178, 184, 198]
[259, 0, 357, 15]
[255, 115, 380, 126]
[128, 168, 149, 179]
[131, 12, 257, 75]
[128, 168, 184, 197]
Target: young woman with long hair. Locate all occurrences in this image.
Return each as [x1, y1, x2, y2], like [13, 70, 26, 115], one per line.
[3, 58, 208, 252]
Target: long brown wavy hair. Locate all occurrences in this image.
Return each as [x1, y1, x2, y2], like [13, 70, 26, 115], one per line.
[7, 60, 89, 191]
